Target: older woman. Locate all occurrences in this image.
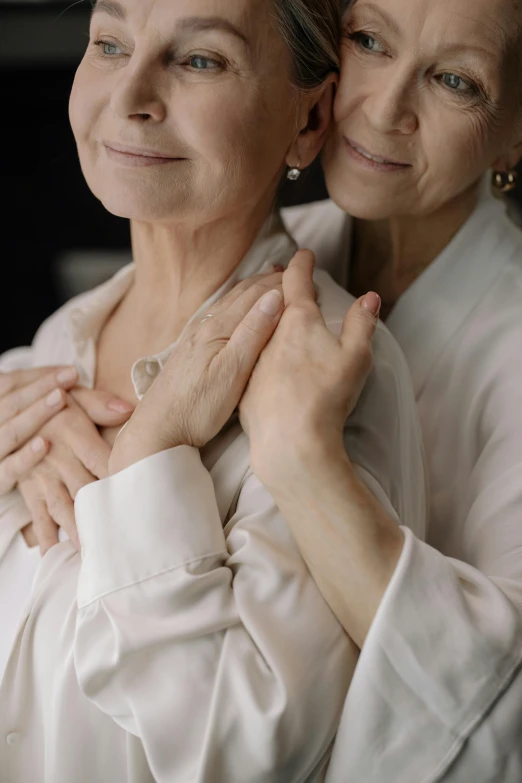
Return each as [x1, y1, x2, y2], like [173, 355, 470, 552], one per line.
[0, 0, 426, 781]
[238, 0, 522, 779]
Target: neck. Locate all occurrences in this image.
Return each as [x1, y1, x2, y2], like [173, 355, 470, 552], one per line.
[350, 181, 482, 318]
[121, 200, 276, 354]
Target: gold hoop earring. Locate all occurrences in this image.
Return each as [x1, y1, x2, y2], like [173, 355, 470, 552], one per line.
[492, 170, 519, 193]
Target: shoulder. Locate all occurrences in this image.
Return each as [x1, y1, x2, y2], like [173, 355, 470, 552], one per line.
[32, 263, 134, 366]
[282, 200, 352, 283]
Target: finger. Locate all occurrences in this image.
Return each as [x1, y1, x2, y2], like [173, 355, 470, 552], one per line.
[0, 367, 78, 427]
[44, 480, 80, 552]
[0, 366, 78, 399]
[0, 387, 67, 461]
[48, 452, 97, 500]
[20, 483, 59, 557]
[59, 410, 112, 479]
[207, 271, 284, 319]
[339, 292, 381, 353]
[207, 278, 284, 343]
[226, 288, 284, 375]
[0, 436, 50, 495]
[70, 388, 135, 427]
[282, 250, 317, 307]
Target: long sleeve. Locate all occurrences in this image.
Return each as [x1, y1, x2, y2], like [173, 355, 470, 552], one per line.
[325, 528, 522, 782]
[326, 318, 522, 782]
[74, 446, 355, 783]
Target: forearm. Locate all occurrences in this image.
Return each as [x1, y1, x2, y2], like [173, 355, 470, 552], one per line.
[264, 439, 404, 649]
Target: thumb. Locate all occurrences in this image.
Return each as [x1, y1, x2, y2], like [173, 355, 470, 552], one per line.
[69, 388, 135, 426]
[340, 292, 381, 352]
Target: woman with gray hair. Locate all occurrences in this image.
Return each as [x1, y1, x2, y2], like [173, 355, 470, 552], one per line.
[0, 0, 425, 781]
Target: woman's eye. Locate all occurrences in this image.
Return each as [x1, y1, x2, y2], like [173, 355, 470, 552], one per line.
[94, 40, 122, 56]
[440, 73, 473, 93]
[187, 55, 221, 71]
[351, 32, 386, 54]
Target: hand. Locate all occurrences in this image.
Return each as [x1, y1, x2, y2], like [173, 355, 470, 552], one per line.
[19, 388, 135, 555]
[239, 250, 381, 488]
[0, 366, 81, 496]
[110, 270, 285, 474]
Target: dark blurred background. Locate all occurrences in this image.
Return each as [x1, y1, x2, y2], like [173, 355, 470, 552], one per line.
[1, 1, 521, 355]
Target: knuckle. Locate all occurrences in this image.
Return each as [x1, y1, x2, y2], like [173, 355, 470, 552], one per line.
[2, 394, 23, 421]
[4, 422, 23, 452]
[83, 446, 106, 475]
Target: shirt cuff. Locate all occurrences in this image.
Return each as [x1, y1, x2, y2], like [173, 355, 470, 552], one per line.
[75, 446, 227, 608]
[327, 527, 522, 782]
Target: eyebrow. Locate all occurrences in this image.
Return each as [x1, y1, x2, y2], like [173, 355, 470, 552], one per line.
[90, 3, 249, 47]
[91, 0, 126, 22]
[355, 2, 402, 36]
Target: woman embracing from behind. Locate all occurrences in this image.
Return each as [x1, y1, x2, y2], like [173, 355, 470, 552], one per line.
[0, 0, 426, 781]
[237, 0, 522, 779]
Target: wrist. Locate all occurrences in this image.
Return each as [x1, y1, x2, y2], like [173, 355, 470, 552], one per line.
[109, 432, 185, 475]
[257, 426, 351, 495]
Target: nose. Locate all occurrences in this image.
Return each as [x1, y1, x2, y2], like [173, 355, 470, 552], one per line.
[363, 69, 418, 136]
[110, 60, 167, 124]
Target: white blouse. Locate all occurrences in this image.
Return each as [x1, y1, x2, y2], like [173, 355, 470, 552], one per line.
[0, 217, 425, 782]
[283, 185, 522, 782]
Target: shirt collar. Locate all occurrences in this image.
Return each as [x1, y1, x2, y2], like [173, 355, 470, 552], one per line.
[66, 212, 297, 398]
[385, 184, 520, 396]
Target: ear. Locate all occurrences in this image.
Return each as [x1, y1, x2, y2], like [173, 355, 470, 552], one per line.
[286, 74, 338, 171]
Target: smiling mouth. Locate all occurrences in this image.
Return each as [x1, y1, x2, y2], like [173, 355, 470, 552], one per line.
[103, 141, 184, 167]
[346, 138, 410, 168]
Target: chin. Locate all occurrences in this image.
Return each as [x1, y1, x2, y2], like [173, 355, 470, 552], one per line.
[89, 178, 192, 222]
[327, 177, 407, 220]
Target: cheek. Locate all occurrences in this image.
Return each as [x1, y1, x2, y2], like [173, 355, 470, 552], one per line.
[69, 62, 105, 151]
[176, 84, 294, 184]
[423, 108, 495, 185]
[334, 52, 364, 120]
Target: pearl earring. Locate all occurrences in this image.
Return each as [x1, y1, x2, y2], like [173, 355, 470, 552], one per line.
[287, 159, 302, 181]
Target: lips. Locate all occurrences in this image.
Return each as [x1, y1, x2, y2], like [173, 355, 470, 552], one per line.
[104, 141, 180, 159]
[346, 137, 410, 167]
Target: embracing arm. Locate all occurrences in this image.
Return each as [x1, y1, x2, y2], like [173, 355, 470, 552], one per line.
[241, 255, 522, 782]
[74, 447, 354, 782]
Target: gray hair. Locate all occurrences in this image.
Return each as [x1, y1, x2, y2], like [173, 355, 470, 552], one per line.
[273, 0, 343, 89]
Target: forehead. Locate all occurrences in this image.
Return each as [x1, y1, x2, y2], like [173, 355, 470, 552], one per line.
[352, 0, 518, 60]
[91, 0, 272, 34]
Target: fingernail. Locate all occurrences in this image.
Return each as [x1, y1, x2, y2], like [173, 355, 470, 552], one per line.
[56, 367, 78, 385]
[46, 389, 64, 407]
[107, 398, 134, 414]
[31, 436, 46, 453]
[362, 292, 381, 317]
[259, 289, 284, 317]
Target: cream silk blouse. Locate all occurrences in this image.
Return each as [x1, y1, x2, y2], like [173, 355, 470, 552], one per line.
[0, 216, 425, 782]
[284, 185, 522, 782]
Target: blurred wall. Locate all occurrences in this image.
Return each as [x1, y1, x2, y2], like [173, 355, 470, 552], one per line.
[1, 1, 521, 355]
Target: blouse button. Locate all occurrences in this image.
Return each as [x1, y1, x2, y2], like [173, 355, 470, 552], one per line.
[145, 361, 159, 378]
[6, 732, 21, 746]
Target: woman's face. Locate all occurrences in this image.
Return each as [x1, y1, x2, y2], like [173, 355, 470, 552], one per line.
[323, 0, 522, 219]
[70, 0, 301, 223]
